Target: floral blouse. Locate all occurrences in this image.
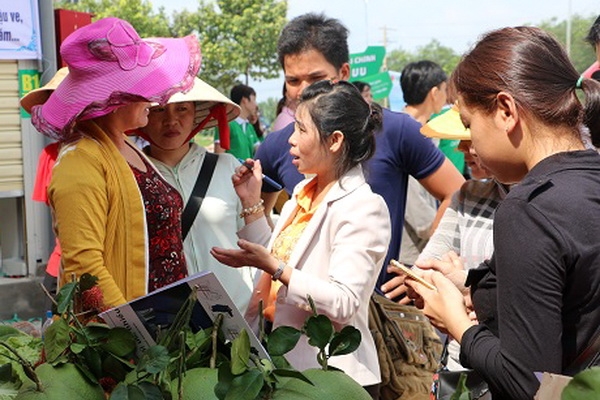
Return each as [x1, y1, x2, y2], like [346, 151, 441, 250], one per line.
[131, 157, 187, 292]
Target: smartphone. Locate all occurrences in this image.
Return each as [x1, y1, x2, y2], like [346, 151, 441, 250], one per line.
[390, 259, 437, 291]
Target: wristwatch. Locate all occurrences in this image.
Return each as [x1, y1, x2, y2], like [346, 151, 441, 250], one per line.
[272, 262, 285, 281]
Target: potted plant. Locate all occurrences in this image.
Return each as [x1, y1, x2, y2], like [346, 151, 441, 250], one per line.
[0, 275, 372, 400]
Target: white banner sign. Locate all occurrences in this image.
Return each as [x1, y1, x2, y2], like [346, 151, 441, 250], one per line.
[0, 0, 41, 60]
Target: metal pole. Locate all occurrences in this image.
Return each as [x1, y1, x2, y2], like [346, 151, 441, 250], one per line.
[364, 0, 369, 47]
[38, 0, 58, 78]
[566, 0, 572, 56]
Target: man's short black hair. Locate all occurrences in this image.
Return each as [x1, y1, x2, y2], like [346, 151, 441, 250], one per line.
[400, 60, 447, 105]
[230, 84, 256, 106]
[277, 13, 349, 71]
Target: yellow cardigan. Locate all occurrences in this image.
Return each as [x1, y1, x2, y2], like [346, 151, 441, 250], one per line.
[49, 122, 147, 307]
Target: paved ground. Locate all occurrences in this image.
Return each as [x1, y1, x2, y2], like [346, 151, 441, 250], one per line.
[0, 266, 47, 322]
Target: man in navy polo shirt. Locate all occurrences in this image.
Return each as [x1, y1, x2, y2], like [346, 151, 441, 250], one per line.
[256, 13, 465, 290]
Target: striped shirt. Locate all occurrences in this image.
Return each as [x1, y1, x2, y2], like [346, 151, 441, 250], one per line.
[418, 179, 508, 270]
[418, 178, 508, 370]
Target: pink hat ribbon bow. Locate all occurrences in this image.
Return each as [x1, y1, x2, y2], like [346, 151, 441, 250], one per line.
[106, 21, 157, 70]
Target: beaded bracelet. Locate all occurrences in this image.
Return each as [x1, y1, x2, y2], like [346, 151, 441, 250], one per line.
[239, 199, 265, 218]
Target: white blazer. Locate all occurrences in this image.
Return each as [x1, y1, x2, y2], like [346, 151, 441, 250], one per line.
[240, 165, 391, 386]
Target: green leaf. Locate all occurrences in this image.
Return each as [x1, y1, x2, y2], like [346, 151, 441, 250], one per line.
[135, 381, 165, 400]
[184, 347, 211, 370]
[44, 318, 71, 363]
[225, 370, 264, 400]
[215, 362, 234, 400]
[271, 355, 292, 370]
[109, 382, 145, 400]
[304, 315, 334, 350]
[158, 290, 197, 350]
[137, 345, 170, 375]
[81, 346, 104, 379]
[0, 386, 19, 399]
[0, 326, 21, 340]
[183, 328, 212, 368]
[267, 326, 302, 356]
[0, 364, 12, 383]
[102, 354, 132, 382]
[72, 361, 98, 384]
[70, 342, 86, 354]
[49, 354, 70, 367]
[101, 328, 137, 357]
[230, 330, 250, 375]
[562, 367, 600, 400]
[81, 324, 110, 344]
[186, 327, 211, 350]
[449, 372, 470, 400]
[0, 335, 42, 388]
[273, 368, 314, 385]
[329, 326, 361, 357]
[55, 281, 78, 314]
[259, 358, 274, 374]
[79, 273, 99, 291]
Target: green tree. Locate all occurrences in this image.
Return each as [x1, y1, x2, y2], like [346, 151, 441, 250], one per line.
[386, 13, 598, 78]
[54, 0, 287, 96]
[258, 96, 280, 128]
[385, 40, 460, 76]
[539, 14, 597, 73]
[385, 48, 413, 73]
[414, 40, 461, 76]
[172, 0, 287, 94]
[55, 0, 171, 37]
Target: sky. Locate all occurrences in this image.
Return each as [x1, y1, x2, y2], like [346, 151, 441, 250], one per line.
[151, 0, 599, 100]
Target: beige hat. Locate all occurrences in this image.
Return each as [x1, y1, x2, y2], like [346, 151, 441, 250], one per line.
[136, 77, 240, 148]
[168, 77, 240, 131]
[420, 104, 470, 140]
[20, 67, 69, 114]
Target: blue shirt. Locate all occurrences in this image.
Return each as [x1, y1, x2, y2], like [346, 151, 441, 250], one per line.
[255, 108, 446, 287]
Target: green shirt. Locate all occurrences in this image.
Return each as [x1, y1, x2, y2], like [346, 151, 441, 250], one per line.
[429, 108, 466, 175]
[215, 119, 260, 160]
[438, 139, 465, 174]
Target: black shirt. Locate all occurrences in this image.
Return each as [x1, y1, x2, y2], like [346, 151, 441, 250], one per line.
[460, 150, 600, 399]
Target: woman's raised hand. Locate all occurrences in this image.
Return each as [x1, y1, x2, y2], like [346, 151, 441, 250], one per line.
[233, 159, 263, 206]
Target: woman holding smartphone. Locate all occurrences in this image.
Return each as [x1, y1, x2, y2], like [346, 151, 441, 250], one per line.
[407, 26, 600, 399]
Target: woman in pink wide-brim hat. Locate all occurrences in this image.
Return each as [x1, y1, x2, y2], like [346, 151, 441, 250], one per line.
[32, 17, 201, 307]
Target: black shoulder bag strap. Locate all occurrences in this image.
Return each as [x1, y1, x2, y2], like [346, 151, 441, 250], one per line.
[181, 152, 218, 240]
[564, 327, 600, 376]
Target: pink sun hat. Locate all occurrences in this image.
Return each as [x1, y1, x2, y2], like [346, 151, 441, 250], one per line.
[31, 17, 201, 142]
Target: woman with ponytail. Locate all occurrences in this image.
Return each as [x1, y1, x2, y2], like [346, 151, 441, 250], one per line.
[211, 80, 391, 392]
[407, 26, 600, 399]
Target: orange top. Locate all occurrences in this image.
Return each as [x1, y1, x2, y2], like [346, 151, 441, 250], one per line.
[264, 179, 319, 321]
[32, 142, 60, 204]
[33, 142, 62, 277]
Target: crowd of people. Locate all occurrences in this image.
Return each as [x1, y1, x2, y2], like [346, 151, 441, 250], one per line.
[22, 11, 600, 400]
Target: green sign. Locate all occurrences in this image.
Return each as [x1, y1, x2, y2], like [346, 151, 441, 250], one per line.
[18, 69, 41, 118]
[361, 72, 393, 100]
[349, 46, 386, 81]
